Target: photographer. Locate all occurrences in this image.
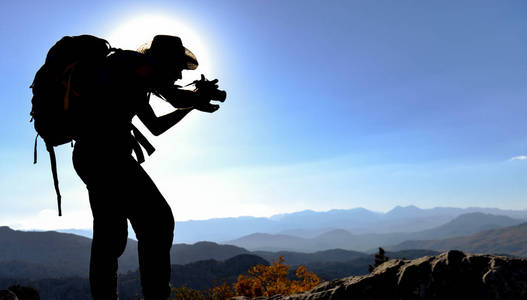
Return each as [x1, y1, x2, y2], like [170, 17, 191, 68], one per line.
[72, 35, 223, 300]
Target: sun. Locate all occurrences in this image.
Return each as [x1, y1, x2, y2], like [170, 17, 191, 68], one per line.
[105, 14, 213, 81]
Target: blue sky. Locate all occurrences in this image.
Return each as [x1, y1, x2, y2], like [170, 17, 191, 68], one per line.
[1, 0, 527, 230]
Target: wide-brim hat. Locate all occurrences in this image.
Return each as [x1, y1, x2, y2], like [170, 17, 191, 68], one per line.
[138, 35, 198, 70]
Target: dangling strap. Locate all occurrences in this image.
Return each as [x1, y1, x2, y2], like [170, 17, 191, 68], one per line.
[33, 134, 39, 164]
[130, 124, 155, 164]
[131, 136, 145, 164]
[46, 143, 62, 217]
[131, 125, 155, 155]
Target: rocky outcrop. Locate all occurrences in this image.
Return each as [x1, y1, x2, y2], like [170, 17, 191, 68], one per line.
[0, 286, 40, 300]
[232, 250, 527, 300]
[0, 290, 17, 300]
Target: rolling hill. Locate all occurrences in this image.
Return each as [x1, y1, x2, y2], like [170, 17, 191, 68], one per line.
[0, 227, 249, 278]
[389, 222, 527, 257]
[253, 248, 370, 266]
[0, 226, 138, 278]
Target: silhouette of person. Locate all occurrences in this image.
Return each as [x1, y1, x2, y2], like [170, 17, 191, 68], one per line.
[72, 35, 218, 300]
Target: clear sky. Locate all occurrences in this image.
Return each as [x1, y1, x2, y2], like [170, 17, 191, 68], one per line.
[1, 0, 527, 230]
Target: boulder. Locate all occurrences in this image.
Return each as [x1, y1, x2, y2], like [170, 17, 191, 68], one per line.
[0, 290, 18, 300]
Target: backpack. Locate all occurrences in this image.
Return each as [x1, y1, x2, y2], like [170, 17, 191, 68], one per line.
[30, 35, 113, 216]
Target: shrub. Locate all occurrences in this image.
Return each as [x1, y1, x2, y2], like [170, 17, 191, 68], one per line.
[233, 256, 321, 298]
[170, 286, 206, 300]
[209, 282, 234, 300]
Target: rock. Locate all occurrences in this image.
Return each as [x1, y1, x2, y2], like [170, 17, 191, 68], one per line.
[232, 250, 527, 300]
[0, 290, 18, 300]
[6, 286, 39, 300]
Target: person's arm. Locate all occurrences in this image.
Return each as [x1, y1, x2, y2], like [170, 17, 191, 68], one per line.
[137, 103, 193, 136]
[156, 86, 219, 111]
[154, 87, 198, 108]
[137, 84, 220, 136]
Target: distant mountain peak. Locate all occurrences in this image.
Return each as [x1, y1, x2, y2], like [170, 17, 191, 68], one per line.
[454, 212, 519, 221]
[386, 205, 423, 216]
[246, 232, 274, 238]
[391, 205, 420, 210]
[270, 210, 317, 220]
[193, 241, 220, 246]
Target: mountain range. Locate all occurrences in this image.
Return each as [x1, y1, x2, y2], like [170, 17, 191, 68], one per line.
[173, 205, 527, 243]
[389, 222, 527, 257]
[3, 211, 527, 300]
[55, 206, 527, 243]
[2, 210, 527, 280]
[226, 212, 525, 252]
[0, 225, 443, 300]
[2, 205, 527, 300]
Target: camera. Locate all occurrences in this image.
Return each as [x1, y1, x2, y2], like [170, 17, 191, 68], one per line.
[153, 75, 226, 113]
[191, 75, 227, 102]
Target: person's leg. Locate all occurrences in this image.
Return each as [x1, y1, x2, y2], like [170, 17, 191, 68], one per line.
[126, 162, 174, 300]
[73, 145, 130, 300]
[89, 200, 128, 300]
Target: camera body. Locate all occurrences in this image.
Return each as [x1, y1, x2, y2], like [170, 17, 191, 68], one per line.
[153, 75, 226, 113]
[193, 76, 226, 102]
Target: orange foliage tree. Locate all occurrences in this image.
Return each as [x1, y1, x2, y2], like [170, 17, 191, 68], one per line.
[170, 286, 206, 300]
[233, 256, 321, 298]
[210, 282, 234, 300]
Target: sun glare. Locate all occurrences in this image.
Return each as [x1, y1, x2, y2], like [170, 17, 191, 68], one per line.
[105, 14, 213, 81]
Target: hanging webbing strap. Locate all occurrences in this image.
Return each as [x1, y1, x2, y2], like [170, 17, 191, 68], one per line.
[46, 143, 62, 216]
[131, 137, 145, 164]
[131, 124, 155, 164]
[33, 134, 39, 164]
